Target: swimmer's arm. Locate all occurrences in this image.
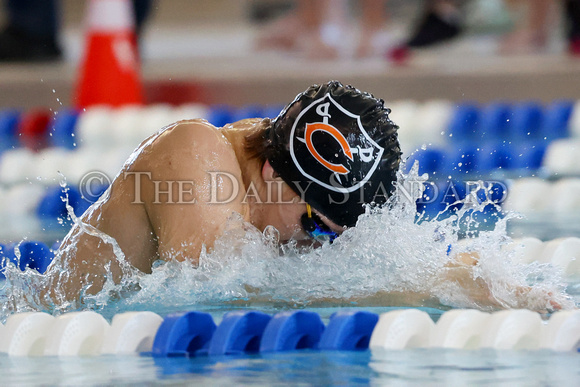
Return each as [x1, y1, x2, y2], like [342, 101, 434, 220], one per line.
[441, 252, 563, 312]
[139, 121, 247, 264]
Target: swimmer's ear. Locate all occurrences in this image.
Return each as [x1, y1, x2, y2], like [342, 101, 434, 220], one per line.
[262, 160, 280, 181]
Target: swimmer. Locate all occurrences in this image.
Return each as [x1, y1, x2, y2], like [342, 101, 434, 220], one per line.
[49, 81, 399, 303]
[48, 81, 564, 312]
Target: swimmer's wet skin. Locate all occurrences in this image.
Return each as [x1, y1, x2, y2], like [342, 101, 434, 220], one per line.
[46, 81, 566, 312]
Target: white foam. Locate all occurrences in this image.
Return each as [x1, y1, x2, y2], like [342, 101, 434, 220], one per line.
[502, 237, 544, 264]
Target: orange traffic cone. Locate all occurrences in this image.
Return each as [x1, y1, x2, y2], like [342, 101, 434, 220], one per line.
[74, 0, 144, 108]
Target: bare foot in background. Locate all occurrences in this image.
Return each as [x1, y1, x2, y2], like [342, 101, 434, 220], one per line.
[254, 0, 338, 59]
[254, 12, 301, 51]
[298, 32, 338, 59]
[499, 29, 548, 54]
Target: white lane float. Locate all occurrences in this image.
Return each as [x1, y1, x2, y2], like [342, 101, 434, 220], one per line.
[480, 310, 544, 350]
[542, 139, 580, 175]
[75, 105, 114, 149]
[44, 311, 110, 356]
[0, 148, 37, 184]
[542, 310, 580, 351]
[430, 309, 491, 349]
[503, 178, 552, 213]
[541, 237, 580, 276]
[369, 309, 434, 350]
[414, 99, 453, 147]
[101, 311, 163, 355]
[0, 312, 55, 356]
[552, 178, 580, 214]
[2, 306, 580, 357]
[171, 103, 209, 124]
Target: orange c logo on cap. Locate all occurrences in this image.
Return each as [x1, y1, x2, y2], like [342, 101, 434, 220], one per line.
[305, 123, 353, 174]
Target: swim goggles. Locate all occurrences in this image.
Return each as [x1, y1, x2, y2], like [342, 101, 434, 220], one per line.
[300, 204, 338, 243]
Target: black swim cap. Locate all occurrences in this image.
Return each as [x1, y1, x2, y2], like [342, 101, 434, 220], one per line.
[267, 81, 401, 228]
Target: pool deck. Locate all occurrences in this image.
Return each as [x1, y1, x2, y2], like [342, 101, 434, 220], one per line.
[1, 0, 580, 110]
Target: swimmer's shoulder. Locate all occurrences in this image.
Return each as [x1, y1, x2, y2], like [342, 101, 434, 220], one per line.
[156, 118, 228, 147]
[133, 119, 236, 161]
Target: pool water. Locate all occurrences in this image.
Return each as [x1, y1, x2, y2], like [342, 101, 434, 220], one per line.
[1, 165, 579, 385]
[2, 333, 580, 386]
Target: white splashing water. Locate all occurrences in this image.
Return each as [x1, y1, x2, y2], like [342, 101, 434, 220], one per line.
[0, 163, 575, 319]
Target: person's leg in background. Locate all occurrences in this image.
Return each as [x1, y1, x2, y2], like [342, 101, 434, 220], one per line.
[133, 0, 153, 37]
[406, 0, 465, 48]
[132, 0, 154, 57]
[254, 0, 338, 58]
[0, 0, 153, 62]
[356, 0, 389, 57]
[565, 0, 580, 54]
[0, 0, 61, 61]
[500, 0, 556, 54]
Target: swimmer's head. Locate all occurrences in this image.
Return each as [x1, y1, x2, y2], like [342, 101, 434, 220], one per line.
[250, 81, 401, 228]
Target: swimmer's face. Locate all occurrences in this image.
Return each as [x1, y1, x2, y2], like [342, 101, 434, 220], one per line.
[269, 191, 344, 245]
[259, 161, 344, 244]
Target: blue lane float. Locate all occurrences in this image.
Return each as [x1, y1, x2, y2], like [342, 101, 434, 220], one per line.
[208, 310, 271, 356]
[479, 102, 512, 141]
[449, 146, 479, 175]
[447, 103, 480, 142]
[2, 306, 580, 356]
[231, 104, 264, 123]
[0, 241, 54, 275]
[405, 148, 446, 177]
[542, 100, 572, 140]
[510, 102, 544, 140]
[260, 310, 325, 353]
[11, 241, 54, 273]
[36, 185, 92, 230]
[0, 109, 20, 151]
[151, 311, 216, 357]
[49, 109, 79, 149]
[262, 104, 285, 120]
[318, 310, 379, 351]
[207, 105, 235, 128]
